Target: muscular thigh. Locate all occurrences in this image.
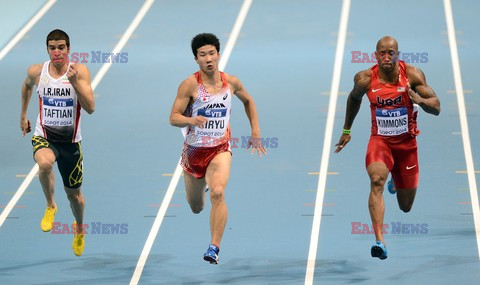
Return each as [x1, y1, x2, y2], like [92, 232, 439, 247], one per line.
[391, 137, 418, 189]
[184, 171, 207, 193]
[56, 142, 83, 189]
[205, 151, 232, 190]
[32, 135, 58, 164]
[365, 136, 394, 171]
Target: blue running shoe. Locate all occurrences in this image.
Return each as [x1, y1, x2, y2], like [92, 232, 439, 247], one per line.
[387, 178, 396, 194]
[203, 244, 219, 264]
[371, 240, 388, 260]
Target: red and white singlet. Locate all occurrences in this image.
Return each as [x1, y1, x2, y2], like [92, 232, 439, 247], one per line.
[183, 71, 232, 147]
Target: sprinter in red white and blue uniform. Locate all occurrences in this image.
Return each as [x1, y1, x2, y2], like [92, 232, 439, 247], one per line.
[335, 36, 441, 260]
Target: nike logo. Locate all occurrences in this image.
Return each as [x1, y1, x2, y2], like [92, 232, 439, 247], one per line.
[406, 165, 417, 170]
[223, 93, 228, 100]
[372, 88, 381, 92]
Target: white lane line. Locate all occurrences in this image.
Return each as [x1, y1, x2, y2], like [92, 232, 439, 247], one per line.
[129, 158, 182, 285]
[91, 0, 155, 90]
[444, 0, 480, 259]
[0, 0, 57, 62]
[0, 0, 58, 227]
[219, 0, 252, 71]
[128, 1, 253, 284]
[0, 165, 39, 227]
[304, 0, 351, 284]
[0, 0, 154, 229]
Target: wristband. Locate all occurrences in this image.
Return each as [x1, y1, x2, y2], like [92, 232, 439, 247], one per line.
[343, 128, 351, 135]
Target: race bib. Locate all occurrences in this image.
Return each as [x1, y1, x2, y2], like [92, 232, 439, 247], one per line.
[42, 97, 74, 126]
[194, 108, 228, 146]
[376, 107, 408, 136]
[196, 108, 227, 136]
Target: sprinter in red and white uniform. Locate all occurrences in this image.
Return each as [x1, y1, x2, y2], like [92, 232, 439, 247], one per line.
[169, 33, 266, 264]
[181, 70, 233, 177]
[20, 29, 95, 256]
[335, 36, 440, 260]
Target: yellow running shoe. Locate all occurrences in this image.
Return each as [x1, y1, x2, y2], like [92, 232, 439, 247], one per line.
[72, 221, 85, 256]
[40, 206, 57, 232]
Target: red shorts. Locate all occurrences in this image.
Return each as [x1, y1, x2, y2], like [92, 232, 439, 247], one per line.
[180, 141, 232, 179]
[365, 135, 419, 189]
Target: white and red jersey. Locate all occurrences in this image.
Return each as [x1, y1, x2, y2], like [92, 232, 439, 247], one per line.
[183, 72, 232, 147]
[34, 61, 82, 142]
[366, 60, 419, 142]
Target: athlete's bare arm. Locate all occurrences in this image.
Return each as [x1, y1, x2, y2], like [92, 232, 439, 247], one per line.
[20, 64, 42, 136]
[169, 76, 208, 128]
[406, 64, 440, 116]
[335, 69, 371, 153]
[227, 74, 266, 156]
[67, 63, 95, 114]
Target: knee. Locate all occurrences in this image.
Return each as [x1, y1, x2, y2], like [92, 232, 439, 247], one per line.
[187, 196, 204, 213]
[399, 204, 412, 213]
[209, 186, 225, 203]
[66, 188, 83, 203]
[370, 174, 387, 191]
[189, 204, 204, 214]
[186, 192, 204, 214]
[36, 157, 54, 173]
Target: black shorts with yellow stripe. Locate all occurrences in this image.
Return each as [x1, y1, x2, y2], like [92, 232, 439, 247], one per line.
[32, 135, 83, 189]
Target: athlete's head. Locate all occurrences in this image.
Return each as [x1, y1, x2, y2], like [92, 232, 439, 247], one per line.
[191, 33, 220, 58]
[375, 36, 399, 72]
[46, 29, 70, 66]
[192, 33, 221, 73]
[46, 29, 70, 48]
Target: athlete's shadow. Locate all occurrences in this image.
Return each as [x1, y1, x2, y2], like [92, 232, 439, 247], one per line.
[146, 257, 367, 284]
[1, 253, 172, 285]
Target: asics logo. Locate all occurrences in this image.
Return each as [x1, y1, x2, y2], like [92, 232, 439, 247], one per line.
[223, 93, 228, 100]
[372, 88, 382, 92]
[406, 165, 417, 170]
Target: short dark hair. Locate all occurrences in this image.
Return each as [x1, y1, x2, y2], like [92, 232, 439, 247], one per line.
[191, 33, 220, 57]
[46, 29, 70, 48]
